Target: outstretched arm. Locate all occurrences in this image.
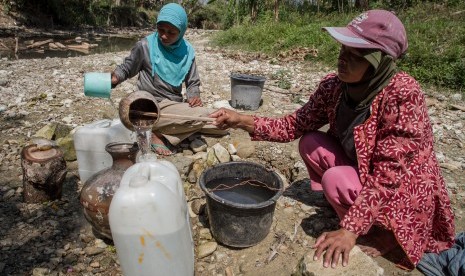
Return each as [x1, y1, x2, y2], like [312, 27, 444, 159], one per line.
[209, 108, 255, 133]
[112, 40, 146, 87]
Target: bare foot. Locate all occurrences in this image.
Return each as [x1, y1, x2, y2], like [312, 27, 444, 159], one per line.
[357, 227, 399, 257]
[150, 133, 173, 156]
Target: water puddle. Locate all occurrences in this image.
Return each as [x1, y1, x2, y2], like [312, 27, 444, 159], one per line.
[1, 35, 139, 59]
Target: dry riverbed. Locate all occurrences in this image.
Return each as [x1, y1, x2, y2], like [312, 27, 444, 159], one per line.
[0, 24, 464, 276]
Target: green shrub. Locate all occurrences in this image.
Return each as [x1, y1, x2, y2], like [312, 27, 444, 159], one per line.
[213, 3, 465, 91]
[190, 1, 228, 29]
[397, 4, 465, 89]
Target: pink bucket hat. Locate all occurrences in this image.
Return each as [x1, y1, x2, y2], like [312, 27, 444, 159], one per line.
[323, 10, 408, 59]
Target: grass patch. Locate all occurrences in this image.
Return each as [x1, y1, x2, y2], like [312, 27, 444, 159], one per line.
[399, 6, 465, 90]
[212, 3, 465, 91]
[212, 13, 351, 65]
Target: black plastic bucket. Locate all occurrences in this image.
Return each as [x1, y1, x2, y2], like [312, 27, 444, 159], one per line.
[230, 74, 266, 111]
[199, 161, 283, 247]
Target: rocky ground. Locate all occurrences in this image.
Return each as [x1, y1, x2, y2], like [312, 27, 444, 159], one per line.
[1, 19, 465, 276]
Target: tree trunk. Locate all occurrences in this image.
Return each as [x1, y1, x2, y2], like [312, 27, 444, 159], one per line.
[274, 0, 279, 22]
[355, 0, 369, 10]
[251, 1, 258, 23]
[21, 145, 67, 203]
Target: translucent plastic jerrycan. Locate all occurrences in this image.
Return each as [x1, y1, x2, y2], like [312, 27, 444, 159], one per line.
[74, 119, 136, 183]
[109, 155, 194, 276]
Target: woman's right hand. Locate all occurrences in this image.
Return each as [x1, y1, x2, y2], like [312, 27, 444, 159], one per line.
[111, 72, 119, 85]
[209, 108, 255, 133]
[312, 228, 358, 268]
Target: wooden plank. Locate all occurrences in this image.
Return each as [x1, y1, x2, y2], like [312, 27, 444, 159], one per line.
[26, 39, 54, 49]
[55, 42, 67, 49]
[67, 44, 90, 49]
[450, 104, 465, 112]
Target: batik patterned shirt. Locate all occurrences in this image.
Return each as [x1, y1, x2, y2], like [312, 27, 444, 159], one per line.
[250, 72, 455, 268]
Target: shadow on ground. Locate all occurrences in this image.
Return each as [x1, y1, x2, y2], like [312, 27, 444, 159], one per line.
[0, 174, 91, 275]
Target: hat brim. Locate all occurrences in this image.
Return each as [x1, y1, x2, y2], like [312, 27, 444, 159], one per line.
[323, 27, 380, 50]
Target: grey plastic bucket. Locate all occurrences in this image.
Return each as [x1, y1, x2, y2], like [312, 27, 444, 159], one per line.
[230, 74, 266, 111]
[199, 161, 283, 247]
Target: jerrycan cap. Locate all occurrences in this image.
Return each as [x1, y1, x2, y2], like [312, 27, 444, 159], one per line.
[129, 175, 149, 188]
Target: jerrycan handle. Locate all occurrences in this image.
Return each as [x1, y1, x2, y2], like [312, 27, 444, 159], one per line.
[96, 120, 112, 128]
[86, 119, 112, 129]
[135, 163, 151, 180]
[129, 175, 148, 188]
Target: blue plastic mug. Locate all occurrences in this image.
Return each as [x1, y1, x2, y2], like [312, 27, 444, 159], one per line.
[84, 72, 111, 98]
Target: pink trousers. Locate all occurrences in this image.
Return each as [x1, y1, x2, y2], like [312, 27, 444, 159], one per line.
[299, 131, 362, 219]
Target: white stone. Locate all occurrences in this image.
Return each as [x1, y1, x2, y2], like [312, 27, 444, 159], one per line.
[212, 143, 230, 163]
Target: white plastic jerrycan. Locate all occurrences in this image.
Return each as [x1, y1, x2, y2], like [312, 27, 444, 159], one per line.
[74, 119, 136, 182]
[109, 154, 194, 276]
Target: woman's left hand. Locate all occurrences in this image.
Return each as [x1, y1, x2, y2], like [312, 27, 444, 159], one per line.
[312, 228, 358, 268]
[187, 97, 203, 107]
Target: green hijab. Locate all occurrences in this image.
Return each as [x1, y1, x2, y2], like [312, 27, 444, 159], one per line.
[344, 51, 397, 108]
[147, 3, 195, 87]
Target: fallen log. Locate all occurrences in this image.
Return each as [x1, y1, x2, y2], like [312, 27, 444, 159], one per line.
[450, 104, 465, 112]
[0, 42, 9, 49]
[67, 42, 99, 50]
[55, 42, 67, 49]
[82, 42, 99, 48]
[67, 47, 90, 54]
[26, 39, 54, 49]
[67, 43, 90, 49]
[49, 42, 59, 49]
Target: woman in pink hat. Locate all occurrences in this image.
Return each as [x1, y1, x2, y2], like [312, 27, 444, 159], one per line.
[210, 10, 455, 270]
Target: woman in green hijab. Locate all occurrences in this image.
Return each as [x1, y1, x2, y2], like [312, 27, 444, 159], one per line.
[111, 3, 226, 155]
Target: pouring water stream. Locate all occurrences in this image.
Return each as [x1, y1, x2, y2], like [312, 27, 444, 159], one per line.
[129, 112, 158, 160]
